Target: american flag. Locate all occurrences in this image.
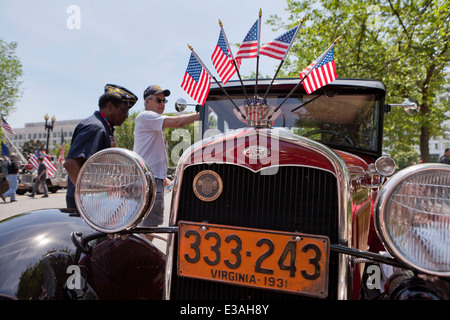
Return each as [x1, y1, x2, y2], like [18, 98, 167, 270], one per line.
[1, 114, 16, 136]
[299, 48, 337, 94]
[57, 128, 66, 165]
[181, 52, 211, 105]
[29, 148, 58, 177]
[235, 19, 259, 61]
[260, 25, 300, 60]
[211, 28, 236, 84]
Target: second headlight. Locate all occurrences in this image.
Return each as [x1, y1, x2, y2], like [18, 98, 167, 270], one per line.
[375, 163, 450, 276]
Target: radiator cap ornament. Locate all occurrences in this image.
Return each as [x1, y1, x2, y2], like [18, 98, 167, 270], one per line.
[193, 170, 223, 202]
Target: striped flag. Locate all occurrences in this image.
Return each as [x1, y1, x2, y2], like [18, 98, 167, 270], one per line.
[29, 148, 58, 177]
[260, 25, 300, 60]
[299, 48, 337, 94]
[181, 52, 211, 105]
[211, 28, 236, 84]
[1, 114, 16, 136]
[235, 19, 259, 61]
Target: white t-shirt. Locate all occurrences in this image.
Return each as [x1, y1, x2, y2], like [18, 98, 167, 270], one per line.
[133, 111, 168, 179]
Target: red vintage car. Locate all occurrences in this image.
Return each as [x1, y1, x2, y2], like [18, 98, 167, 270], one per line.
[0, 78, 449, 301]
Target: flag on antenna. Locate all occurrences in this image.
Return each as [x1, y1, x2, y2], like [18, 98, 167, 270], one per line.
[181, 52, 211, 105]
[299, 48, 337, 94]
[235, 19, 259, 61]
[260, 25, 300, 60]
[211, 28, 236, 84]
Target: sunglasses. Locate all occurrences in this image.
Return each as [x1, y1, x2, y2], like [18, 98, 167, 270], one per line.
[149, 97, 168, 104]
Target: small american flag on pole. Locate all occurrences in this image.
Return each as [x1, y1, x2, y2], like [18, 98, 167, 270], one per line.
[211, 28, 236, 84]
[299, 48, 337, 94]
[235, 19, 259, 60]
[181, 51, 211, 106]
[260, 25, 300, 60]
[1, 114, 16, 136]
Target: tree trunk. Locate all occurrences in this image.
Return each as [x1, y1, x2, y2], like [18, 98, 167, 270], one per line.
[420, 124, 431, 162]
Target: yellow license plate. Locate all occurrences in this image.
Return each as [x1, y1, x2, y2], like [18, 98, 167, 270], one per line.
[177, 221, 330, 298]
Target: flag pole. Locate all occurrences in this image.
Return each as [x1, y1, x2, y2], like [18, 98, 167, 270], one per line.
[219, 19, 248, 99]
[188, 45, 247, 119]
[263, 16, 306, 100]
[2, 132, 27, 163]
[267, 35, 342, 120]
[254, 9, 262, 98]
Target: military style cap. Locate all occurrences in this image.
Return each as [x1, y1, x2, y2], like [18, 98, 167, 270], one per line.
[143, 85, 171, 100]
[104, 84, 138, 107]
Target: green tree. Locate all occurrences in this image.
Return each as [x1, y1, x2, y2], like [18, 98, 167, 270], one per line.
[115, 110, 139, 150]
[21, 139, 46, 158]
[0, 37, 23, 118]
[389, 146, 420, 170]
[268, 0, 450, 162]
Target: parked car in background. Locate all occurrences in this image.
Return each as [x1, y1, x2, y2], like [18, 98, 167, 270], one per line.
[16, 161, 67, 195]
[0, 78, 448, 300]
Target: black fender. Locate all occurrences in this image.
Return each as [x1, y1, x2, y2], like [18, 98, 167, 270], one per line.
[0, 209, 166, 300]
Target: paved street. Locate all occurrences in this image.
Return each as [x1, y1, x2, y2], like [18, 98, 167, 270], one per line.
[0, 190, 67, 220]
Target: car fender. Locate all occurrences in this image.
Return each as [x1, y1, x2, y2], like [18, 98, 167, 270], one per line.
[0, 209, 165, 300]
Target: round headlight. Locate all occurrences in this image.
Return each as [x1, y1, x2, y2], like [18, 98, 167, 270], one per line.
[75, 148, 156, 233]
[375, 163, 450, 276]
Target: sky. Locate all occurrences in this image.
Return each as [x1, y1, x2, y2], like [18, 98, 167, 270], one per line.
[0, 0, 292, 129]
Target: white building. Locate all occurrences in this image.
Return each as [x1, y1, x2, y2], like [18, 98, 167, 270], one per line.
[6, 119, 82, 151]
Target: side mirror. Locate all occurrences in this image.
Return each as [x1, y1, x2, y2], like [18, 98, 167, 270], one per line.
[175, 98, 187, 112]
[385, 98, 420, 115]
[175, 98, 201, 113]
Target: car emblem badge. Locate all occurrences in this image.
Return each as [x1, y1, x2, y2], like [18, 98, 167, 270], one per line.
[242, 145, 271, 160]
[193, 170, 223, 202]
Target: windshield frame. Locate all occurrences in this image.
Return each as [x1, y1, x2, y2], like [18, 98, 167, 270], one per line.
[199, 78, 386, 157]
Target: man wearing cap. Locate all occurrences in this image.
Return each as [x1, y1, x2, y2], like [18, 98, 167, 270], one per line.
[64, 84, 138, 209]
[134, 85, 199, 226]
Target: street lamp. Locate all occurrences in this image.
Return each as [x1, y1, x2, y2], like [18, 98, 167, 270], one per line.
[44, 114, 56, 154]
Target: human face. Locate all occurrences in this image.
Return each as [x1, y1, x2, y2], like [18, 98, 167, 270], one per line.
[107, 101, 129, 126]
[145, 93, 166, 114]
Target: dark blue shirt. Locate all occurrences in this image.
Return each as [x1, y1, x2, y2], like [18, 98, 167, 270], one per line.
[66, 111, 115, 199]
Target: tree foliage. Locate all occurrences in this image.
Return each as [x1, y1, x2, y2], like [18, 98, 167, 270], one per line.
[21, 139, 46, 158]
[268, 0, 449, 161]
[0, 37, 23, 117]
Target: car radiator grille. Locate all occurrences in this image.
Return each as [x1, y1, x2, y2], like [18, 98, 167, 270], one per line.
[170, 163, 339, 300]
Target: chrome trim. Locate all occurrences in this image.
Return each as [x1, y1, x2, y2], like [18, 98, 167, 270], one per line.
[374, 163, 450, 276]
[163, 128, 353, 300]
[75, 148, 156, 233]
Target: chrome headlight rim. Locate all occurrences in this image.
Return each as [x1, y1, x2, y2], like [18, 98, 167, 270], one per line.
[375, 163, 450, 277]
[75, 148, 156, 233]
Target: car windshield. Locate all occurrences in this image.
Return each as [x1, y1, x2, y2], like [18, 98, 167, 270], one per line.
[202, 92, 383, 153]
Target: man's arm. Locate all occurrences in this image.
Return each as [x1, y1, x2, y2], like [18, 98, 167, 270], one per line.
[163, 113, 199, 129]
[64, 158, 85, 185]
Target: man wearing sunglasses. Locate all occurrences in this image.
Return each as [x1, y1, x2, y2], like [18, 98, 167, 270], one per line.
[134, 85, 199, 226]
